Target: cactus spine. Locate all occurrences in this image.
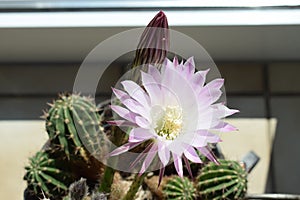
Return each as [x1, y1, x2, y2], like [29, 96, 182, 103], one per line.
[163, 176, 197, 200]
[197, 160, 247, 200]
[45, 94, 103, 160]
[24, 151, 69, 198]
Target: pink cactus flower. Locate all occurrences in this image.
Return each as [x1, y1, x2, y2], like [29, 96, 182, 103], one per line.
[109, 57, 238, 184]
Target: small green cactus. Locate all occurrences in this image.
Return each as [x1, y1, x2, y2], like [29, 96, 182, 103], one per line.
[163, 176, 197, 200]
[197, 160, 247, 200]
[45, 94, 103, 160]
[24, 151, 69, 198]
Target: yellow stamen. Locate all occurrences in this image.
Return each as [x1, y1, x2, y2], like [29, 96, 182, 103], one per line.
[156, 106, 183, 140]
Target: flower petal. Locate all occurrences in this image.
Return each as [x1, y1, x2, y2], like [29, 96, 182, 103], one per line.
[187, 130, 221, 148]
[139, 144, 158, 174]
[206, 78, 224, 90]
[198, 80, 224, 105]
[173, 57, 179, 67]
[183, 155, 193, 179]
[212, 121, 238, 132]
[197, 146, 219, 164]
[158, 141, 170, 167]
[141, 71, 162, 105]
[192, 69, 209, 88]
[148, 65, 162, 83]
[109, 142, 142, 157]
[184, 147, 202, 163]
[212, 103, 239, 118]
[135, 116, 150, 129]
[183, 56, 195, 78]
[172, 152, 183, 177]
[110, 105, 137, 123]
[107, 120, 137, 127]
[158, 165, 165, 187]
[121, 80, 150, 106]
[128, 128, 154, 142]
[122, 98, 150, 121]
[112, 87, 130, 102]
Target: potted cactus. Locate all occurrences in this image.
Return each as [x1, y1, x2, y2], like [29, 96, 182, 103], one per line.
[22, 11, 260, 200]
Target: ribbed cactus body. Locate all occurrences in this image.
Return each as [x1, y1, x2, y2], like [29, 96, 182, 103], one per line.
[45, 94, 102, 159]
[24, 151, 69, 198]
[197, 160, 247, 200]
[163, 176, 197, 200]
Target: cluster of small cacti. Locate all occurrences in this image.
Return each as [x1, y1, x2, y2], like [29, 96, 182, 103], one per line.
[63, 178, 107, 200]
[24, 94, 105, 199]
[197, 160, 247, 200]
[162, 160, 247, 200]
[23, 151, 71, 198]
[163, 176, 197, 200]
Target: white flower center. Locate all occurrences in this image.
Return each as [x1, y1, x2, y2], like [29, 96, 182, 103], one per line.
[155, 106, 183, 140]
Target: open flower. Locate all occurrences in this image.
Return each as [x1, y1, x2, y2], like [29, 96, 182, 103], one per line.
[109, 57, 238, 182]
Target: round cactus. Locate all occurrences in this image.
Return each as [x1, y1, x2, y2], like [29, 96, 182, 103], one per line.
[197, 160, 247, 200]
[163, 176, 197, 200]
[45, 94, 103, 160]
[24, 151, 70, 198]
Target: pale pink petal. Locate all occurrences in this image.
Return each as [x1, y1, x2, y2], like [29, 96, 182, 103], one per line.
[109, 142, 142, 156]
[198, 130, 222, 143]
[198, 86, 222, 106]
[183, 56, 195, 78]
[184, 147, 202, 163]
[189, 130, 221, 147]
[163, 57, 173, 70]
[212, 103, 239, 118]
[183, 155, 193, 178]
[107, 120, 137, 127]
[130, 143, 153, 170]
[197, 78, 224, 105]
[141, 71, 162, 105]
[110, 105, 137, 123]
[112, 88, 130, 101]
[158, 165, 165, 187]
[134, 116, 150, 128]
[158, 142, 170, 167]
[173, 57, 179, 67]
[192, 69, 209, 87]
[121, 80, 150, 106]
[139, 144, 158, 174]
[122, 98, 150, 121]
[148, 65, 162, 83]
[172, 152, 183, 177]
[212, 121, 238, 132]
[206, 78, 224, 90]
[197, 146, 219, 164]
[128, 128, 154, 142]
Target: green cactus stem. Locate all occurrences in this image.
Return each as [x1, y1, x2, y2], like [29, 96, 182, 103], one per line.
[122, 173, 147, 200]
[24, 151, 69, 198]
[163, 176, 197, 200]
[45, 94, 103, 161]
[197, 160, 247, 200]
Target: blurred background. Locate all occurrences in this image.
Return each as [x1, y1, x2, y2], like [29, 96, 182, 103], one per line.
[0, 0, 300, 198]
